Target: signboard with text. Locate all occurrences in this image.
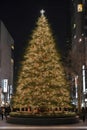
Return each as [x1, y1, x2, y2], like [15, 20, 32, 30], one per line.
[2, 79, 8, 93]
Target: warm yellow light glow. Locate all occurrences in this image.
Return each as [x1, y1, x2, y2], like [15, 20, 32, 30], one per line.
[11, 58, 14, 64]
[77, 4, 83, 12]
[11, 45, 14, 50]
[13, 11, 71, 109]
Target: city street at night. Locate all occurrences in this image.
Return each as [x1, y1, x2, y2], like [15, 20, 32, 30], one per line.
[0, 1, 87, 130]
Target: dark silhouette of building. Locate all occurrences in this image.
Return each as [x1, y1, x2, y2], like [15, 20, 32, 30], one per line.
[71, 0, 87, 112]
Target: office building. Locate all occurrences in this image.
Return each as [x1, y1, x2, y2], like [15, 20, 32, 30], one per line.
[71, 0, 87, 110]
[0, 21, 14, 106]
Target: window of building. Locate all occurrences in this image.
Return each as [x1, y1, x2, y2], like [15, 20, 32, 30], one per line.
[11, 58, 14, 64]
[77, 4, 83, 12]
[11, 44, 14, 60]
[11, 45, 14, 50]
[74, 23, 76, 29]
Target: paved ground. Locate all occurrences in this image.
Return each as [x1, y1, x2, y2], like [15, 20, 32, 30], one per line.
[0, 116, 87, 130]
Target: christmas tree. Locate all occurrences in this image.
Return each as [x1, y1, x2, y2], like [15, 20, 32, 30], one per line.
[13, 10, 71, 111]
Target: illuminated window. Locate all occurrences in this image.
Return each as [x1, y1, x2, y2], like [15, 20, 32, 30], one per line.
[77, 4, 83, 12]
[11, 45, 14, 50]
[74, 35, 76, 39]
[74, 24, 76, 29]
[11, 58, 14, 64]
[79, 38, 82, 42]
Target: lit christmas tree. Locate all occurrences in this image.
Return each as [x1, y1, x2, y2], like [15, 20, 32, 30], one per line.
[13, 10, 71, 111]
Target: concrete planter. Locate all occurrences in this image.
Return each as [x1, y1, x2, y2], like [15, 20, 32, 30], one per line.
[7, 116, 79, 125]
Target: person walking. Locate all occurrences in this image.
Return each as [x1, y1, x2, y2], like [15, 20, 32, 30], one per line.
[82, 107, 86, 122]
[1, 107, 4, 120]
[4, 106, 8, 120]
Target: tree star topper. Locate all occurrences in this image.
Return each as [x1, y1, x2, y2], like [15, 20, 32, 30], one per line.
[40, 9, 45, 16]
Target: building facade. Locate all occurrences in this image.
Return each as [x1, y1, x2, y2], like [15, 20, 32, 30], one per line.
[71, 0, 87, 111]
[0, 21, 14, 106]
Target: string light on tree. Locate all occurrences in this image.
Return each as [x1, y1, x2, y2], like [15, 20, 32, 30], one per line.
[12, 10, 71, 111]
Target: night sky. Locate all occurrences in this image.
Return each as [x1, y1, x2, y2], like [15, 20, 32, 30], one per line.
[0, 0, 70, 66]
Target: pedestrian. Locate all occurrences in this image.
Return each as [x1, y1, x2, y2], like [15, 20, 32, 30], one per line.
[1, 107, 4, 120]
[4, 106, 8, 120]
[82, 107, 86, 122]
